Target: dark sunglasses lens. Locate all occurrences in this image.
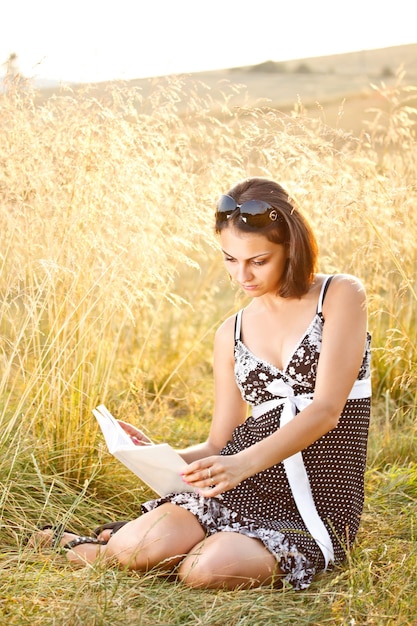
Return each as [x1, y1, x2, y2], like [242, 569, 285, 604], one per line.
[240, 200, 278, 226]
[240, 200, 272, 216]
[216, 195, 238, 221]
[216, 197, 279, 226]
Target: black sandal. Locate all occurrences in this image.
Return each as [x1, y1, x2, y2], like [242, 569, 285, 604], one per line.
[92, 520, 130, 538]
[62, 535, 107, 550]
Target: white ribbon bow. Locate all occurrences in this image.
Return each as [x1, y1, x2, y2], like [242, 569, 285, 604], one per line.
[252, 378, 313, 425]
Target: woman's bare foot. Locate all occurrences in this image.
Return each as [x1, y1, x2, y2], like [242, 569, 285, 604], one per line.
[27, 526, 107, 565]
[27, 527, 80, 550]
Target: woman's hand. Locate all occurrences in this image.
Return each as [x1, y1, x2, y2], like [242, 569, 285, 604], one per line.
[118, 420, 153, 446]
[181, 454, 247, 498]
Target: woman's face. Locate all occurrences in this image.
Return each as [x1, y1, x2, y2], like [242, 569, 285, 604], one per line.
[220, 226, 289, 297]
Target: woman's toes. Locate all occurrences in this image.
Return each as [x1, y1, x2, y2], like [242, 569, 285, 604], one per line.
[27, 528, 78, 550]
[96, 529, 112, 542]
[27, 528, 55, 549]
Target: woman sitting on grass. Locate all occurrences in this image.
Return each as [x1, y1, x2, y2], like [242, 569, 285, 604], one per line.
[31, 177, 371, 591]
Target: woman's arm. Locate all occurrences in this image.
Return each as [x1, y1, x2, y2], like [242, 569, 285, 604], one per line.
[183, 274, 369, 495]
[179, 315, 248, 463]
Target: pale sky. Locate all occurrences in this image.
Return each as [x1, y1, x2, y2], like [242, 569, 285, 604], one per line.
[2, 0, 416, 83]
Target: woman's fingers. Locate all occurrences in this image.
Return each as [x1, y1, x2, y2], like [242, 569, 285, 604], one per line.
[117, 420, 152, 445]
[181, 456, 243, 496]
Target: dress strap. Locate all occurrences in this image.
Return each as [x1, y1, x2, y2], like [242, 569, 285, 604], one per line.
[317, 275, 334, 314]
[234, 309, 243, 341]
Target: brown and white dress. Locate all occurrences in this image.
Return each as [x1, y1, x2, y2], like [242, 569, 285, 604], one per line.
[142, 276, 372, 590]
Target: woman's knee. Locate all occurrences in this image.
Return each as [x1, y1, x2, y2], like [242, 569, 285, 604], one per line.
[177, 535, 238, 588]
[104, 516, 172, 569]
[105, 529, 149, 569]
[177, 543, 219, 588]
[105, 505, 205, 571]
[178, 532, 281, 590]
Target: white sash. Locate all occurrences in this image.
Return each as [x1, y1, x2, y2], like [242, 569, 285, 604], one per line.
[251, 377, 371, 568]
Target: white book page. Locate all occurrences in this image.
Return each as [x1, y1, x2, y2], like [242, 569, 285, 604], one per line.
[93, 405, 195, 496]
[93, 405, 136, 452]
[114, 444, 194, 496]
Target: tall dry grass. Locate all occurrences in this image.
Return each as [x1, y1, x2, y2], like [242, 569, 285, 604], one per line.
[0, 72, 416, 624]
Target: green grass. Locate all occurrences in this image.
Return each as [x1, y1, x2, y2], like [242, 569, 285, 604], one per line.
[0, 73, 416, 624]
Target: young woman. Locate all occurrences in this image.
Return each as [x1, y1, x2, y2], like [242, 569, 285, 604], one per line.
[32, 177, 371, 590]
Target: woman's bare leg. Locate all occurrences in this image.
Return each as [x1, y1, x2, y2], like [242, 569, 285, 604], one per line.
[29, 504, 206, 571]
[28, 508, 283, 588]
[177, 531, 283, 590]
[104, 504, 205, 570]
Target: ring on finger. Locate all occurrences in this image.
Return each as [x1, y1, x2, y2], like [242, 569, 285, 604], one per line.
[207, 468, 211, 479]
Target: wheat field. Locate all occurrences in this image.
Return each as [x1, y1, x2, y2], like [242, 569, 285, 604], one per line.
[0, 71, 416, 625]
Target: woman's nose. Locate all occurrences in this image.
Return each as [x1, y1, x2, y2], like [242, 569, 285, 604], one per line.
[236, 263, 252, 283]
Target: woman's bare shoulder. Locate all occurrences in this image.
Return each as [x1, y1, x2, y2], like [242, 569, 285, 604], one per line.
[213, 313, 238, 366]
[328, 273, 366, 294]
[324, 273, 367, 311]
[215, 312, 237, 342]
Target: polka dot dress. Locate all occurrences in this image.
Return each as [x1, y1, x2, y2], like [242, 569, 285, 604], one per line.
[142, 277, 371, 590]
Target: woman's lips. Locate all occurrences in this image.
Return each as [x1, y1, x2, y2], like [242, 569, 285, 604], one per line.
[241, 284, 258, 291]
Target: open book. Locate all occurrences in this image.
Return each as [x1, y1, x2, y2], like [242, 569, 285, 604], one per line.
[93, 404, 195, 497]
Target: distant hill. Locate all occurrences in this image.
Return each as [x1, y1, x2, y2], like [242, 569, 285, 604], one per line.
[14, 42, 417, 134]
[171, 42, 417, 110]
[240, 43, 417, 77]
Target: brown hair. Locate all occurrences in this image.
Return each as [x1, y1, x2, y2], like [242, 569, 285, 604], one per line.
[215, 177, 318, 298]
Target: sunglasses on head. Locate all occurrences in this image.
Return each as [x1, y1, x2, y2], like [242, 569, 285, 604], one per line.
[216, 195, 280, 227]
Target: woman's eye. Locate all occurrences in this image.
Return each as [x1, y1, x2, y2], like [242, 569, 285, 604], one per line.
[253, 260, 265, 266]
[224, 257, 235, 263]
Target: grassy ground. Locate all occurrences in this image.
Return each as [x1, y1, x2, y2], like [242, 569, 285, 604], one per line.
[1, 73, 416, 624]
